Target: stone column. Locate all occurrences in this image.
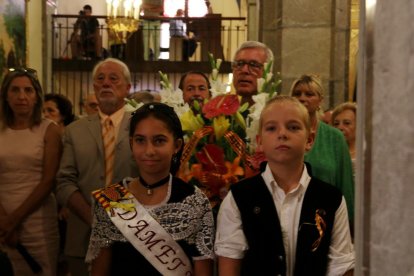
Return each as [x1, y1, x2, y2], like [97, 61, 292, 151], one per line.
[356, 0, 414, 275]
[246, 0, 259, 41]
[258, 0, 351, 108]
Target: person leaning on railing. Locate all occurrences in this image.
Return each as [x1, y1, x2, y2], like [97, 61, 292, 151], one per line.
[70, 4, 102, 59]
[169, 9, 197, 61]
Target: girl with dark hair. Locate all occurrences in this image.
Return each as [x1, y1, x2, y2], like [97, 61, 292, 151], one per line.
[87, 103, 215, 275]
[0, 68, 62, 275]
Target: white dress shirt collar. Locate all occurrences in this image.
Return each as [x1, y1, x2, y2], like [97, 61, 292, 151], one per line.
[261, 163, 311, 199]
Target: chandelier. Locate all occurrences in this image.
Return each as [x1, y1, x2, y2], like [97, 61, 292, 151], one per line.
[106, 0, 142, 41]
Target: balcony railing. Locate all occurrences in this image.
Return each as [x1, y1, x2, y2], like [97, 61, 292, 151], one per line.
[51, 14, 246, 114]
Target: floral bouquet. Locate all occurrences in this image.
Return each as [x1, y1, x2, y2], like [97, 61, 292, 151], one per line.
[125, 54, 281, 208]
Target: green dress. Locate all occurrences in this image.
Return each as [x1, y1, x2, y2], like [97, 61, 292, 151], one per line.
[305, 121, 355, 220]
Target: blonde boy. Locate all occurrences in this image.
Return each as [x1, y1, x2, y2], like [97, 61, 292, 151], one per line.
[215, 96, 355, 276]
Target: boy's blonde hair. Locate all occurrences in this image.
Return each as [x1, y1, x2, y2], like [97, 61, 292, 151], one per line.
[259, 95, 311, 135]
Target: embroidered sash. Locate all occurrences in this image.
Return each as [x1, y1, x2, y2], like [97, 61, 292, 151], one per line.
[93, 183, 193, 276]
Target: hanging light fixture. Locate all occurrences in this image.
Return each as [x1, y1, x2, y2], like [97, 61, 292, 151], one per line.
[106, 0, 142, 40]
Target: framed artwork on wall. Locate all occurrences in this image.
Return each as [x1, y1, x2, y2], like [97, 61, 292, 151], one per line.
[0, 0, 26, 76]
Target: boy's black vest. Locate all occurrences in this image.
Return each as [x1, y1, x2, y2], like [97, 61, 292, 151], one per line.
[231, 167, 342, 276]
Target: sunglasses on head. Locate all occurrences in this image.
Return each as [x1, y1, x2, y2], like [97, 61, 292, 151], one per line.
[8, 67, 38, 80]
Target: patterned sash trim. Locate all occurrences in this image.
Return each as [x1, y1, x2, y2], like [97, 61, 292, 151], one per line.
[93, 183, 193, 275]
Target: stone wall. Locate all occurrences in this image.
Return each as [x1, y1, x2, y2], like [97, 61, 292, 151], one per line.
[258, 0, 351, 109]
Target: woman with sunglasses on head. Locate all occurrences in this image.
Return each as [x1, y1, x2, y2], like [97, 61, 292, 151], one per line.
[86, 103, 215, 275]
[0, 68, 62, 275]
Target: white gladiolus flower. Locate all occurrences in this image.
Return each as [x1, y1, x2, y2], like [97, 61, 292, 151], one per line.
[172, 103, 190, 118]
[266, 72, 273, 83]
[246, 119, 259, 152]
[245, 93, 269, 152]
[251, 93, 269, 108]
[216, 59, 222, 69]
[257, 78, 265, 93]
[212, 68, 219, 81]
[210, 80, 228, 97]
[124, 100, 144, 112]
[158, 73, 190, 118]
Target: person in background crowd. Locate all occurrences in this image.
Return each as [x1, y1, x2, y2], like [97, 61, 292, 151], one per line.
[70, 5, 101, 59]
[205, 0, 213, 14]
[332, 102, 357, 176]
[141, 0, 163, 61]
[108, 27, 126, 60]
[151, 91, 162, 102]
[215, 96, 355, 276]
[43, 93, 76, 133]
[232, 41, 274, 107]
[81, 93, 99, 116]
[43, 93, 76, 276]
[56, 58, 139, 276]
[169, 9, 186, 38]
[169, 9, 198, 61]
[290, 74, 355, 223]
[321, 108, 333, 125]
[69, 9, 86, 59]
[87, 102, 215, 275]
[129, 91, 156, 104]
[179, 71, 211, 110]
[0, 68, 62, 275]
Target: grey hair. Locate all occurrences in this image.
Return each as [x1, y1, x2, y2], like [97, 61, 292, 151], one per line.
[233, 41, 274, 69]
[92, 58, 132, 84]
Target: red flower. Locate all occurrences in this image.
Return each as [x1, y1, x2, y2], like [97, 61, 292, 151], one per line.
[195, 144, 228, 174]
[202, 95, 240, 119]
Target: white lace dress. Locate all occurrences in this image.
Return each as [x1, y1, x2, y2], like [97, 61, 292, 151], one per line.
[86, 177, 215, 275]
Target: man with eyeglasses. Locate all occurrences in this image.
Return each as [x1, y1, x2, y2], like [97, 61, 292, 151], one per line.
[232, 41, 274, 106]
[80, 93, 99, 116]
[56, 58, 138, 276]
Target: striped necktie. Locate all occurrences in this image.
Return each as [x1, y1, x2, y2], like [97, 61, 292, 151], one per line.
[102, 118, 115, 187]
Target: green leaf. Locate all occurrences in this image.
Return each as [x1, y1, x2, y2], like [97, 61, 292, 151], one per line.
[193, 100, 200, 111]
[208, 52, 216, 69]
[238, 102, 249, 113]
[234, 112, 246, 130]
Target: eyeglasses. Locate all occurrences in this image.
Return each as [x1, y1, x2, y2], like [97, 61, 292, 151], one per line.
[232, 60, 264, 74]
[8, 67, 38, 80]
[87, 103, 99, 109]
